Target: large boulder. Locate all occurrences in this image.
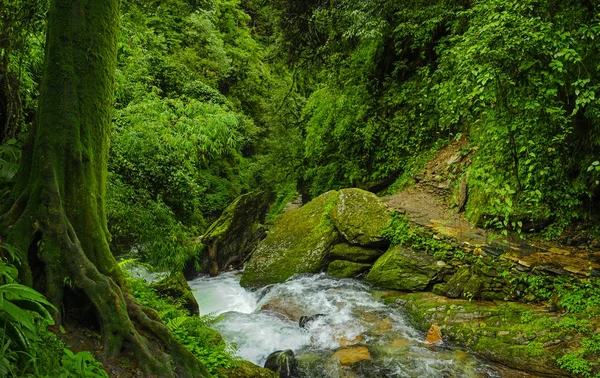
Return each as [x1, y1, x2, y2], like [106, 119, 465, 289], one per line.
[366, 245, 441, 291]
[185, 191, 270, 279]
[331, 189, 390, 247]
[151, 273, 199, 315]
[241, 191, 340, 288]
[327, 260, 372, 279]
[330, 243, 383, 263]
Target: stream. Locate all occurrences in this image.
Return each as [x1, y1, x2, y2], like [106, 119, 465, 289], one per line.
[188, 272, 522, 378]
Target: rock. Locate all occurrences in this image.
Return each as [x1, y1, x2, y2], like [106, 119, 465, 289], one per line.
[151, 272, 199, 316]
[185, 191, 270, 279]
[299, 314, 326, 328]
[385, 291, 573, 377]
[443, 266, 471, 298]
[331, 189, 390, 247]
[425, 324, 442, 344]
[338, 334, 363, 347]
[331, 346, 371, 365]
[327, 260, 372, 278]
[264, 350, 297, 378]
[366, 244, 440, 291]
[218, 360, 278, 378]
[260, 297, 305, 322]
[329, 243, 383, 263]
[241, 191, 340, 288]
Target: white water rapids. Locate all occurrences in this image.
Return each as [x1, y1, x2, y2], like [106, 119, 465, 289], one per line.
[189, 272, 520, 378]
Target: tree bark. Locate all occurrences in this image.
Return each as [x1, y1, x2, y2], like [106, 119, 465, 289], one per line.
[0, 0, 209, 376]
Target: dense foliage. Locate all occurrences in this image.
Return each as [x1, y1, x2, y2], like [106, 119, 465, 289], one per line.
[268, 0, 600, 233]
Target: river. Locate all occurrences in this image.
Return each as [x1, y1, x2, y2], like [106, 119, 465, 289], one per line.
[189, 271, 525, 378]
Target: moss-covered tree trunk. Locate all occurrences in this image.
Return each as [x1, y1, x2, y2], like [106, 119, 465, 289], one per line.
[0, 0, 209, 376]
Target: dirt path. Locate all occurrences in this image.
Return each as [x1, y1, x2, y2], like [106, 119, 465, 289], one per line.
[382, 140, 600, 277]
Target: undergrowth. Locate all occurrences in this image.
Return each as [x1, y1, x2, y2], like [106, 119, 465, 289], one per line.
[126, 274, 239, 375]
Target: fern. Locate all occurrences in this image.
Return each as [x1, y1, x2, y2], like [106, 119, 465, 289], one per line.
[166, 316, 189, 331]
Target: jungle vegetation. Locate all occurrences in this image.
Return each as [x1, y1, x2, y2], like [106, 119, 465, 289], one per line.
[0, 0, 599, 376]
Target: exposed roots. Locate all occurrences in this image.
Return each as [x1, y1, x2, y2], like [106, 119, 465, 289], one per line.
[2, 188, 210, 377]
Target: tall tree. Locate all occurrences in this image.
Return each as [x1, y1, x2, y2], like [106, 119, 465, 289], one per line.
[0, 0, 208, 376]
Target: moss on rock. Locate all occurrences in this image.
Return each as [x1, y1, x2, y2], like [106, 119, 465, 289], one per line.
[327, 260, 372, 278]
[240, 191, 340, 288]
[384, 291, 576, 377]
[151, 272, 199, 316]
[331, 189, 390, 247]
[366, 244, 440, 291]
[190, 192, 270, 278]
[330, 243, 383, 263]
[217, 361, 278, 378]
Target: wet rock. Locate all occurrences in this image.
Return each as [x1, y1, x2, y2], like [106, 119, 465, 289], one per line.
[331, 189, 390, 247]
[151, 272, 199, 316]
[327, 260, 372, 279]
[331, 346, 371, 365]
[260, 297, 305, 322]
[330, 243, 383, 263]
[264, 349, 298, 378]
[338, 334, 363, 347]
[218, 360, 278, 378]
[299, 314, 326, 328]
[241, 191, 340, 288]
[366, 244, 440, 291]
[425, 324, 442, 344]
[185, 191, 270, 279]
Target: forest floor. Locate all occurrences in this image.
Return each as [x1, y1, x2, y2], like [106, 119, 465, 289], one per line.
[382, 139, 600, 278]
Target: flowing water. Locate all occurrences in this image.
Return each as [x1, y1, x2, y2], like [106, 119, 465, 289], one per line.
[189, 272, 523, 378]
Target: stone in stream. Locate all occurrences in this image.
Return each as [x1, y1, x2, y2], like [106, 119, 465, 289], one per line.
[150, 272, 199, 316]
[264, 349, 298, 378]
[330, 346, 371, 365]
[366, 244, 442, 291]
[425, 324, 443, 344]
[299, 314, 326, 328]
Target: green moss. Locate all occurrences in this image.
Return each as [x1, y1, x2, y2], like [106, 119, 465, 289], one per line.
[240, 191, 340, 288]
[330, 243, 383, 263]
[327, 260, 372, 278]
[366, 244, 439, 291]
[196, 191, 269, 274]
[151, 272, 199, 316]
[383, 292, 575, 376]
[330, 189, 390, 247]
[217, 361, 278, 378]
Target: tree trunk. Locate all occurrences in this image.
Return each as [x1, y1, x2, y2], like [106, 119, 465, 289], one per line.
[0, 0, 209, 376]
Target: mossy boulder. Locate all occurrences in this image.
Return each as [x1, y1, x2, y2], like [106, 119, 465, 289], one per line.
[151, 273, 199, 316]
[328, 260, 372, 278]
[330, 243, 383, 263]
[217, 360, 278, 378]
[366, 244, 441, 291]
[240, 191, 340, 288]
[187, 191, 270, 278]
[331, 189, 390, 247]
